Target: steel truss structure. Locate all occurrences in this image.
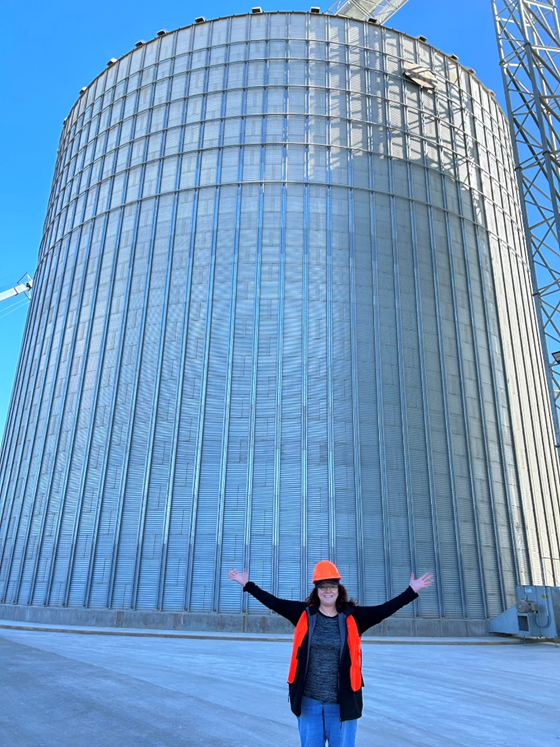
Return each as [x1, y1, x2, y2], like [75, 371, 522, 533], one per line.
[327, 0, 410, 25]
[492, 0, 560, 436]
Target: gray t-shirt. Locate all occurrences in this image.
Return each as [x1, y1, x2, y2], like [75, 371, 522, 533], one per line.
[303, 611, 340, 704]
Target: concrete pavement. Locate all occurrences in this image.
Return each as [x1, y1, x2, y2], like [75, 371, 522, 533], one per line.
[0, 627, 558, 746]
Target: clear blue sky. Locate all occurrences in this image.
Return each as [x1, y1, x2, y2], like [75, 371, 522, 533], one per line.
[0, 0, 500, 439]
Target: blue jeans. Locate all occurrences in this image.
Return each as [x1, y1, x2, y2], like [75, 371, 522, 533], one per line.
[298, 696, 358, 747]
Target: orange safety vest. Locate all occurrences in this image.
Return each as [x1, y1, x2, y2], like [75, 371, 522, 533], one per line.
[287, 609, 362, 692]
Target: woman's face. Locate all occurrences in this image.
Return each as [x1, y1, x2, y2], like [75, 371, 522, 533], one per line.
[317, 583, 339, 609]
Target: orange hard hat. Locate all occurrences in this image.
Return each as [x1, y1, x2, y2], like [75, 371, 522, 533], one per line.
[312, 560, 342, 584]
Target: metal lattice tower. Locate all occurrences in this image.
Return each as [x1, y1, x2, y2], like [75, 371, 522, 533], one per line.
[492, 0, 560, 437]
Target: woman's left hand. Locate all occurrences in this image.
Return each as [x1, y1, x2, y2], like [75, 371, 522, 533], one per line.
[227, 568, 249, 587]
[409, 572, 434, 593]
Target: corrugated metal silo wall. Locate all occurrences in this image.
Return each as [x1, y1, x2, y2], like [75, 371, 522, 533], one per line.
[1, 12, 559, 626]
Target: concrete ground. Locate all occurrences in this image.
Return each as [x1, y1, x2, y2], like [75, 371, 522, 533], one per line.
[0, 627, 558, 747]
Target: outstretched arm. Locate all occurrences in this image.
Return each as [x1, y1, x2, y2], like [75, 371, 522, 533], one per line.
[228, 568, 306, 626]
[353, 572, 434, 635]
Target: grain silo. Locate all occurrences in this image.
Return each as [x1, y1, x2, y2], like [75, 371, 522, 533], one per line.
[1, 11, 559, 635]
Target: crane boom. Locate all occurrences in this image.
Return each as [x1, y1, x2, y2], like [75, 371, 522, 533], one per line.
[0, 279, 33, 305]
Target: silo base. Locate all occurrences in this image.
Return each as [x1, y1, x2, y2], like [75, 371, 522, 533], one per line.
[0, 603, 489, 637]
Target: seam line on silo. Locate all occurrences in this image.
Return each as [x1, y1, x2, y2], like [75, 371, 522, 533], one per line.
[83, 200, 142, 608]
[0, 250, 60, 601]
[44, 185, 118, 604]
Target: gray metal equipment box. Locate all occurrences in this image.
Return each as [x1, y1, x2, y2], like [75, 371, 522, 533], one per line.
[489, 586, 560, 638]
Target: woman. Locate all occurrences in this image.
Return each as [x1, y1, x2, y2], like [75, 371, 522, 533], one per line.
[228, 561, 434, 747]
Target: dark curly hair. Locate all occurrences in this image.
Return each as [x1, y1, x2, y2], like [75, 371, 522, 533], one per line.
[306, 583, 357, 612]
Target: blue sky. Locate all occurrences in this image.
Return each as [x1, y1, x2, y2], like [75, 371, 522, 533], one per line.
[0, 0, 500, 439]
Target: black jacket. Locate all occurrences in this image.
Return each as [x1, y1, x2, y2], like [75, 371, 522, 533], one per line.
[244, 581, 418, 721]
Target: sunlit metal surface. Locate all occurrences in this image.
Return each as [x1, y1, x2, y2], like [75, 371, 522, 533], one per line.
[0, 13, 559, 628]
[327, 0, 409, 24]
[403, 61, 437, 88]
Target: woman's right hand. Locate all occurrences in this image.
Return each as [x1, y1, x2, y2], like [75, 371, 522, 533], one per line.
[227, 568, 248, 587]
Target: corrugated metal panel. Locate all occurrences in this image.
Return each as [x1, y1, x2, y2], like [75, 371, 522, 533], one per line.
[67, 205, 135, 606]
[2, 12, 559, 621]
[161, 191, 197, 611]
[111, 197, 159, 608]
[16, 224, 95, 606]
[134, 194, 178, 609]
[46, 211, 117, 606]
